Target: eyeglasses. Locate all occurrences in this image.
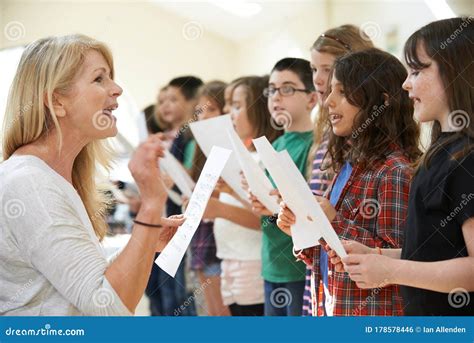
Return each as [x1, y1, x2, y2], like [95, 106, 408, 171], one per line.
[263, 85, 311, 97]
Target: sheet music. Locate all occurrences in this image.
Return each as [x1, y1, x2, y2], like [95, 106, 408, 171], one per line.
[226, 129, 279, 213]
[189, 115, 249, 203]
[156, 146, 232, 277]
[253, 136, 346, 257]
[159, 149, 195, 198]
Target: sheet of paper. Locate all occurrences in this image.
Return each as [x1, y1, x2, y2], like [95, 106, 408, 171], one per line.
[253, 137, 347, 257]
[159, 150, 195, 198]
[189, 115, 249, 204]
[156, 146, 232, 277]
[226, 129, 280, 214]
[252, 136, 319, 250]
[166, 188, 183, 206]
[279, 151, 347, 258]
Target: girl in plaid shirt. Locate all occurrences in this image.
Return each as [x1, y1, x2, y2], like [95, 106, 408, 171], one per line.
[278, 48, 422, 316]
[301, 25, 375, 316]
[331, 17, 474, 316]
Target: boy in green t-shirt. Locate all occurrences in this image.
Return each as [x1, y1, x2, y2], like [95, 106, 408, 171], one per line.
[250, 58, 317, 316]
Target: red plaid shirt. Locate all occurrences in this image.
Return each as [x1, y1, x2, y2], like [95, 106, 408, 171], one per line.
[297, 148, 413, 316]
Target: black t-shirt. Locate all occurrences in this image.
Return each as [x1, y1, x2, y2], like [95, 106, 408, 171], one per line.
[401, 133, 474, 315]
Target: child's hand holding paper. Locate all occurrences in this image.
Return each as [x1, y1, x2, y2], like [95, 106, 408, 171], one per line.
[276, 201, 295, 236]
[326, 240, 375, 273]
[248, 192, 275, 216]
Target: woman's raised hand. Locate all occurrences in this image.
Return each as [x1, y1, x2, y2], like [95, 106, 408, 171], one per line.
[129, 133, 167, 206]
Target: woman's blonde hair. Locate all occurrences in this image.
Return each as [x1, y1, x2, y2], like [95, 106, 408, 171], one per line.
[2, 34, 115, 241]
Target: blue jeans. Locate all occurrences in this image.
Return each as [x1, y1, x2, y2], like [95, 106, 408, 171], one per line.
[264, 280, 305, 316]
[145, 253, 195, 316]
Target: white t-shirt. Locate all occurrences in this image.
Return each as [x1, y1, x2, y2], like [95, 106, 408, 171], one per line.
[213, 152, 262, 261]
[0, 155, 131, 316]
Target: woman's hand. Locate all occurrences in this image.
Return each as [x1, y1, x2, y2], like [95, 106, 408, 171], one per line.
[315, 196, 337, 222]
[342, 254, 395, 289]
[327, 240, 376, 272]
[129, 133, 167, 207]
[155, 214, 186, 252]
[276, 202, 295, 236]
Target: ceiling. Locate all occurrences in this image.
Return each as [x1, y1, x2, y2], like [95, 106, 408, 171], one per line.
[151, 0, 324, 41]
[150, 0, 472, 42]
[2, 0, 471, 42]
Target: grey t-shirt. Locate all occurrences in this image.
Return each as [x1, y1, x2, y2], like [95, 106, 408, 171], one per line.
[0, 155, 131, 316]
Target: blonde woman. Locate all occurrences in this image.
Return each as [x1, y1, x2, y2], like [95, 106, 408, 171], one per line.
[0, 34, 183, 316]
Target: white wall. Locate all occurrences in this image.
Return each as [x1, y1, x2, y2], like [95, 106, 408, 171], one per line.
[0, 0, 4, 48]
[236, 0, 472, 73]
[2, 0, 472, 123]
[235, 0, 453, 75]
[328, 0, 437, 57]
[236, 2, 330, 76]
[1, 0, 238, 111]
[3, 0, 473, 106]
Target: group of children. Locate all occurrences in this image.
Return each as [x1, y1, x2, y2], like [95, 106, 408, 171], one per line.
[141, 17, 473, 316]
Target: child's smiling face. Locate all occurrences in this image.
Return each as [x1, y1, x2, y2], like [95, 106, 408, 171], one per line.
[402, 43, 450, 126]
